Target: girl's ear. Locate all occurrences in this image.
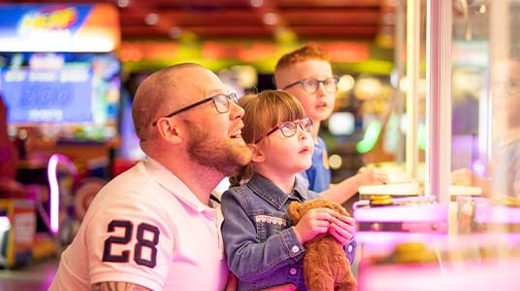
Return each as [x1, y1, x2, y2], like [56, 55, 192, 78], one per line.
[156, 118, 183, 144]
[249, 143, 266, 163]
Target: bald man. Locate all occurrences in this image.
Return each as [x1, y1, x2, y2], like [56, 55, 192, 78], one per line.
[50, 63, 251, 291]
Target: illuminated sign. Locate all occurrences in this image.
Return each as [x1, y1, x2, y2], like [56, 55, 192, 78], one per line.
[0, 4, 120, 52]
[19, 6, 78, 33]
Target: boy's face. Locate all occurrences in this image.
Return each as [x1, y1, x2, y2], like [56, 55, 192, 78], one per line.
[277, 59, 336, 122]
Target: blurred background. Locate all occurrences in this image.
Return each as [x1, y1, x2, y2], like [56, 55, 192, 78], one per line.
[0, 0, 519, 290]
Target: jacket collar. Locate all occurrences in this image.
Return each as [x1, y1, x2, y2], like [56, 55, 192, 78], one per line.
[247, 173, 313, 210]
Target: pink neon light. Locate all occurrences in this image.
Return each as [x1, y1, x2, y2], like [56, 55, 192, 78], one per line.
[46, 153, 77, 234]
[354, 203, 448, 222]
[0, 216, 11, 231]
[359, 256, 520, 290]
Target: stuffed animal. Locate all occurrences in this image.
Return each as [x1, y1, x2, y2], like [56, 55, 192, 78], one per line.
[288, 198, 357, 291]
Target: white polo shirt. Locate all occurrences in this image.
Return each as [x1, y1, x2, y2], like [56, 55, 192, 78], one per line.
[50, 157, 228, 291]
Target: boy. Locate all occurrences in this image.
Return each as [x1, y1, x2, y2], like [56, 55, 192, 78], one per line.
[274, 44, 388, 203]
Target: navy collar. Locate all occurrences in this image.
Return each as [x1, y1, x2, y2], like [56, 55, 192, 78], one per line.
[247, 173, 313, 210]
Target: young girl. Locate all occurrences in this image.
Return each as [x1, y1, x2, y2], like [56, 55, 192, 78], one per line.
[221, 90, 356, 291]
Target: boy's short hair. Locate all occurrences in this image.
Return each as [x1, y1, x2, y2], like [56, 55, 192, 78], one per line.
[274, 44, 331, 73]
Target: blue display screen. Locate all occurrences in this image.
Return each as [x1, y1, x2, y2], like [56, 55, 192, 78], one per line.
[2, 67, 93, 123]
[0, 52, 121, 141]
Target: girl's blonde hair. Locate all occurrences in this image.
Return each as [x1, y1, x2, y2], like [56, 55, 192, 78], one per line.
[229, 90, 306, 186]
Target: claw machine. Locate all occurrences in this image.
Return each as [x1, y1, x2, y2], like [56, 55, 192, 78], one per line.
[354, 0, 520, 290]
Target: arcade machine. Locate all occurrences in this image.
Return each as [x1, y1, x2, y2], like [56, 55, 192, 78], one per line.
[352, 1, 520, 289]
[0, 3, 120, 267]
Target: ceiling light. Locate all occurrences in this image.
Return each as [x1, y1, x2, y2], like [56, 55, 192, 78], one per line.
[117, 0, 130, 8]
[145, 13, 159, 26]
[262, 13, 278, 26]
[338, 75, 355, 92]
[169, 27, 182, 39]
[250, 0, 263, 8]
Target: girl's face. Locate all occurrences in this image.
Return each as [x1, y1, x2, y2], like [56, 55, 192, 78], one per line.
[256, 118, 314, 176]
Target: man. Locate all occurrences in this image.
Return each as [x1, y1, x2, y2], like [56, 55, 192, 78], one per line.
[50, 63, 251, 290]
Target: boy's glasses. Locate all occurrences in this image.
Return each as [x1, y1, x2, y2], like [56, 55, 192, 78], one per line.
[282, 77, 339, 94]
[255, 117, 313, 144]
[153, 92, 238, 126]
[495, 78, 520, 95]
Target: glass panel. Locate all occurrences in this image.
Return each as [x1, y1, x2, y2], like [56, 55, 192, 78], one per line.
[451, 0, 520, 229]
[357, 1, 520, 289]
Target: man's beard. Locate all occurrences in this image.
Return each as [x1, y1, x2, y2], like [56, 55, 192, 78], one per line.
[186, 122, 251, 176]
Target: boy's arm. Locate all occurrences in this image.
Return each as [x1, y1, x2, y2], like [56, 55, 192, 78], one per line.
[321, 167, 388, 204]
[451, 168, 491, 196]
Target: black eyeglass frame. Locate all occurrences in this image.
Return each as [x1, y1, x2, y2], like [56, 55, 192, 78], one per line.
[254, 117, 313, 144]
[282, 77, 339, 93]
[152, 92, 238, 126]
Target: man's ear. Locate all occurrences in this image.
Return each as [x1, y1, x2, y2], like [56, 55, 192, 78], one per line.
[156, 118, 183, 144]
[249, 143, 266, 163]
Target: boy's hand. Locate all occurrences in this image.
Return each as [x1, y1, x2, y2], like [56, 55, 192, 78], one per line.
[357, 167, 389, 186]
[450, 168, 474, 186]
[451, 168, 490, 196]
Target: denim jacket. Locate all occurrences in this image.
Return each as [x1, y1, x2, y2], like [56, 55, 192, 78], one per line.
[221, 173, 356, 291]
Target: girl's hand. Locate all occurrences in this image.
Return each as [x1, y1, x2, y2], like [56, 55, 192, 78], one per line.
[328, 213, 355, 245]
[293, 208, 338, 244]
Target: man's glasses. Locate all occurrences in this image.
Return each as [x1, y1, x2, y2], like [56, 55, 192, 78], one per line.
[255, 117, 313, 144]
[282, 77, 339, 94]
[153, 92, 238, 126]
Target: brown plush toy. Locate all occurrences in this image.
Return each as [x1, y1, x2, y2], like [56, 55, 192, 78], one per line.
[288, 198, 357, 291]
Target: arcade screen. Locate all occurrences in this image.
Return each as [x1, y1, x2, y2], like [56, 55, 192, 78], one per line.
[0, 52, 120, 142]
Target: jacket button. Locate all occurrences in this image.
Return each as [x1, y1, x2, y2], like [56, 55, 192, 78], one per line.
[347, 244, 353, 252]
[290, 268, 297, 275]
[291, 245, 299, 253]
